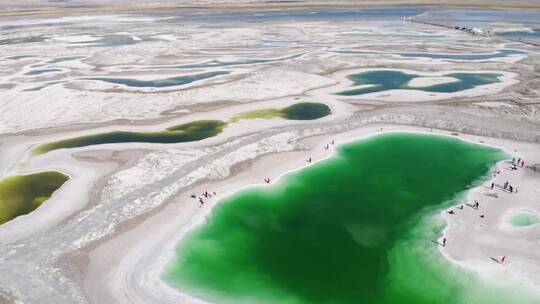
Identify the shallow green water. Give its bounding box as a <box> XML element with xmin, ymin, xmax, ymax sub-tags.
<box><xmin>230</xmin><ymin>102</ymin><xmax>331</xmax><ymax>122</ymax></box>
<box><xmin>33</xmin><ymin>120</ymin><xmax>227</xmax><ymax>156</ymax></box>
<box><xmin>0</xmin><ymin>171</ymin><xmax>69</xmax><ymax>225</ymax></box>
<box><xmin>337</xmin><ymin>70</ymin><xmax>501</xmax><ymax>96</ymax></box>
<box><xmin>510</xmin><ymin>212</ymin><xmax>540</xmax><ymax>227</ymax></box>
<box><xmin>162</xmin><ymin>133</ymin><xmax>538</xmax><ymax>304</ymax></box>
<box><xmin>34</xmin><ymin>103</ymin><xmax>330</xmax><ymax>155</ymax></box>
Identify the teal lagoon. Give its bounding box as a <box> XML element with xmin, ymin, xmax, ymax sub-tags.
<box><xmin>335</xmin><ymin>49</ymin><xmax>527</xmax><ymax>61</ymax></box>
<box><xmin>499</xmin><ymin>29</ymin><xmax>540</xmax><ymax>41</ymax></box>
<box><xmin>399</xmin><ymin>49</ymin><xmax>527</xmax><ymax>61</ymax></box>
<box><xmin>162</xmin><ymin>133</ymin><xmax>538</xmax><ymax>304</ymax></box>
<box><xmin>87</xmin><ymin>71</ymin><xmax>229</xmax><ymax>88</ymax></box>
<box><xmin>337</xmin><ymin>70</ymin><xmax>501</xmax><ymax>96</ymax></box>
<box><xmin>24</xmin><ymin>69</ymin><xmax>62</xmax><ymax>76</ymax></box>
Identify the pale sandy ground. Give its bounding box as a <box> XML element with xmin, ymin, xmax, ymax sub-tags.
<box><xmin>82</xmin><ymin>125</ymin><xmax>540</xmax><ymax>304</ymax></box>
<box><xmin>441</xmin><ymin>137</ymin><xmax>540</xmax><ymax>294</ymax></box>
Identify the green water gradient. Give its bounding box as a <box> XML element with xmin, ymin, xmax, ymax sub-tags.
<box><xmin>33</xmin><ymin>103</ymin><xmax>331</xmax><ymax>156</ymax></box>
<box><xmin>230</xmin><ymin>102</ymin><xmax>331</xmax><ymax>122</ymax></box>
<box><xmin>163</xmin><ymin>133</ymin><xmax>538</xmax><ymax>303</ymax></box>
<box><xmin>32</xmin><ymin>120</ymin><xmax>228</xmax><ymax>156</ymax></box>
<box><xmin>337</xmin><ymin>71</ymin><xmax>501</xmax><ymax>96</ymax></box>
<box><xmin>0</xmin><ymin>171</ymin><xmax>69</xmax><ymax>225</ymax></box>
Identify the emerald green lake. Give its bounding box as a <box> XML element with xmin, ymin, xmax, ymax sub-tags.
<box><xmin>337</xmin><ymin>71</ymin><xmax>501</xmax><ymax>96</ymax></box>
<box><xmin>0</xmin><ymin>171</ymin><xmax>69</xmax><ymax>225</ymax></box>
<box><xmin>33</xmin><ymin>103</ymin><xmax>331</xmax><ymax>155</ymax></box>
<box><xmin>163</xmin><ymin>133</ymin><xmax>538</xmax><ymax>304</ymax></box>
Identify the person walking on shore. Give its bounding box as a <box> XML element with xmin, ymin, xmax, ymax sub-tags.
<box><xmin>491</xmin><ymin>182</ymin><xmax>494</xmax><ymax>190</ymax></box>
<box><xmin>442</xmin><ymin>237</ymin><xmax>447</xmax><ymax>247</ymax></box>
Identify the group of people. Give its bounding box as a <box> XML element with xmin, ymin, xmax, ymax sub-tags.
<box><xmin>264</xmin><ymin>140</ymin><xmax>336</xmax><ymax>185</ymax></box>
<box><xmin>446</xmin><ymin>200</ymin><xmax>482</xmax><ymax>216</ymax></box>
<box><xmin>489</xmin><ymin>158</ymin><xmax>525</xmax><ymax>194</ymax></box>
<box><xmin>323</xmin><ymin>140</ymin><xmax>336</xmax><ymax>151</ymax></box>
<box><xmin>512</xmin><ymin>158</ymin><xmax>525</xmax><ymax>169</ymax></box>
<box><xmin>503</xmin><ymin>181</ymin><xmax>516</xmax><ymax>193</ymax></box>
<box><xmin>190</xmin><ymin>190</ymin><xmax>217</xmax><ymax>206</ymax></box>
<box><xmin>441</xmin><ymin>156</ymin><xmax>527</xmax><ymax>265</ymax></box>
<box><xmin>452</xmin><ymin>25</ymin><xmax>490</xmax><ymax>36</ymax></box>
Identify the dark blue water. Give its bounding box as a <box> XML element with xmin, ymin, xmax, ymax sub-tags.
<box><xmin>335</xmin><ymin>49</ymin><xmax>527</xmax><ymax>61</ymax></box>
<box><xmin>0</xmin><ymin>35</ymin><xmax>47</xmax><ymax>45</ymax></box>
<box><xmin>399</xmin><ymin>49</ymin><xmax>528</xmax><ymax>60</ymax></box>
<box><xmin>24</xmin><ymin>68</ymin><xmax>63</xmax><ymax>76</ymax></box>
<box><xmin>156</xmin><ymin>7</ymin><xmax>430</xmax><ymax>24</ymax></box>
<box><xmin>6</xmin><ymin>55</ymin><xmax>36</xmax><ymax>60</ymax></box>
<box><xmin>97</xmin><ymin>34</ymin><xmax>138</xmax><ymax>47</ymax></box>
<box><xmin>499</xmin><ymin>29</ymin><xmax>540</xmax><ymax>41</ymax></box>
<box><xmin>47</xmin><ymin>56</ymin><xmax>84</xmax><ymax>63</ymax></box>
<box><xmin>419</xmin><ymin>9</ymin><xmax>540</xmax><ymax>25</ymax></box>
<box><xmin>338</xmin><ymin>71</ymin><xmax>501</xmax><ymax>96</ymax></box>
<box><xmin>66</xmin><ymin>34</ymin><xmax>139</xmax><ymax>47</ymax></box>
<box><xmin>151</xmin><ymin>52</ymin><xmax>305</xmax><ymax>70</ymax></box>
<box><xmin>87</xmin><ymin>71</ymin><xmax>229</xmax><ymax>88</ymax></box>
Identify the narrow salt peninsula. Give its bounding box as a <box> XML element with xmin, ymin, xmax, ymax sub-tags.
<box><xmin>0</xmin><ymin>2</ymin><xmax>540</xmax><ymax>304</ymax></box>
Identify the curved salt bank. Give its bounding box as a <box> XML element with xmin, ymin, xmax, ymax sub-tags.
<box><xmin>407</xmin><ymin>76</ymin><xmax>459</xmax><ymax>87</ymax></box>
